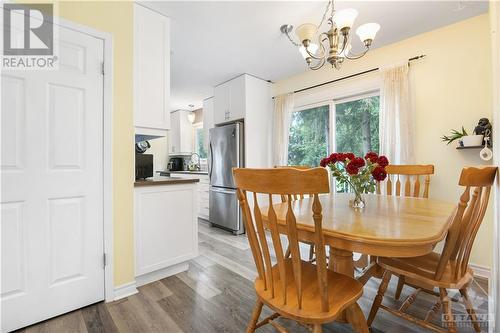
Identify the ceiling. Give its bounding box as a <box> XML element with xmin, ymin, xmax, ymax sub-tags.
<box><xmin>143</xmin><ymin>1</ymin><xmax>488</xmax><ymax>110</ymax></box>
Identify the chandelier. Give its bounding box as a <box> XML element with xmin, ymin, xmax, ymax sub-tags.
<box><xmin>280</xmin><ymin>0</ymin><xmax>380</xmax><ymax>70</ymax></box>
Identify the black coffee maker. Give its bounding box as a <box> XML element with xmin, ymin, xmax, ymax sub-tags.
<box><xmin>167</xmin><ymin>157</ymin><xmax>184</xmax><ymax>171</ymax></box>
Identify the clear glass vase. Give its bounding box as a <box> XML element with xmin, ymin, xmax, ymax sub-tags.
<box><xmin>350</xmin><ymin>190</ymin><xmax>365</xmax><ymax>209</ymax></box>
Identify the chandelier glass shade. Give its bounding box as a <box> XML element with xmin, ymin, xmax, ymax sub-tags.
<box><xmin>281</xmin><ymin>0</ymin><xmax>380</xmax><ymax>70</ymax></box>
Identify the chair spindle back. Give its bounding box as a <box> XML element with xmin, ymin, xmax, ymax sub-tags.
<box><xmin>233</xmin><ymin>168</ymin><xmax>330</xmax><ymax>311</ymax></box>
<box><xmin>377</xmin><ymin>165</ymin><xmax>434</xmax><ymax>198</ymax></box>
<box><xmin>435</xmin><ymin>166</ymin><xmax>497</xmax><ymax>281</ymax></box>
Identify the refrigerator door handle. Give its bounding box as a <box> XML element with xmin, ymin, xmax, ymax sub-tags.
<box><xmin>235</xmin><ymin>124</ymin><xmax>240</xmax><ymax>168</ymax></box>
<box><xmin>208</xmin><ymin>142</ymin><xmax>213</xmax><ymax>180</ymax></box>
<box><xmin>210</xmin><ymin>188</ymin><xmax>236</xmax><ymax>195</ymax></box>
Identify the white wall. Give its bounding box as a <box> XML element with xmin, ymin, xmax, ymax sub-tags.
<box><xmin>274</xmin><ymin>14</ymin><xmax>493</xmax><ymax>269</ymax></box>
<box><xmin>148</xmin><ymin>136</ymin><xmax>169</xmax><ymax>172</ymax></box>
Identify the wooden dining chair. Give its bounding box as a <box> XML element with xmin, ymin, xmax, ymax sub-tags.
<box><xmin>376</xmin><ymin>164</ymin><xmax>435</xmax><ymax>198</ymax></box>
<box><xmin>233</xmin><ymin>167</ymin><xmax>368</xmax><ymax>333</ymax></box>
<box><xmin>368</xmin><ymin>166</ymin><xmax>497</xmax><ymax>333</ymax></box>
<box><xmin>370</xmin><ymin>164</ymin><xmax>435</xmax><ymax>298</ymax></box>
<box><xmin>275</xmin><ymin>166</ymin><xmax>317</xmax><ymax>262</ymax></box>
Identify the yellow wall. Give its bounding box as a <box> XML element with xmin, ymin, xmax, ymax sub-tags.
<box><xmin>58</xmin><ymin>1</ymin><xmax>135</xmax><ymax>286</ymax></box>
<box><xmin>274</xmin><ymin>14</ymin><xmax>494</xmax><ymax>268</ymax></box>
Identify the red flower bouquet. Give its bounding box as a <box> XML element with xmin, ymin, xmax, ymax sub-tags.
<box><xmin>320</xmin><ymin>151</ymin><xmax>389</xmax><ymax>208</ymax></box>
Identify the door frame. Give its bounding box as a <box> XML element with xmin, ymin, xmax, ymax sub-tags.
<box><xmin>490</xmin><ymin>2</ymin><xmax>499</xmax><ymax>332</ymax></box>
<box><xmin>53</xmin><ymin>17</ymin><xmax>114</xmax><ymax>302</ymax></box>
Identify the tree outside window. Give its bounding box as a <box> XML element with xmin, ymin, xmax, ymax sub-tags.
<box><xmin>287</xmin><ymin>94</ymin><xmax>379</xmax><ymax>171</ymax></box>
<box><xmin>335</xmin><ymin>95</ymin><xmax>380</xmax><ymax>192</ymax></box>
<box><xmin>288</xmin><ymin>105</ymin><xmax>329</xmax><ymax>167</ymax></box>
<box><xmin>335</xmin><ymin>95</ymin><xmax>380</xmax><ymax>157</ymax></box>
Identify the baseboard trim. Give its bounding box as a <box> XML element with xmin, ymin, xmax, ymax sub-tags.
<box><xmin>470</xmin><ymin>263</ymin><xmax>491</xmax><ymax>280</ymax></box>
<box><xmin>136</xmin><ymin>262</ymin><xmax>189</xmax><ymax>287</ymax></box>
<box><xmin>113</xmin><ymin>281</ymin><xmax>138</xmax><ymax>301</ymax></box>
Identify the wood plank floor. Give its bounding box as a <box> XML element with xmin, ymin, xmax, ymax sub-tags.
<box><xmin>17</xmin><ymin>220</ymin><xmax>489</xmax><ymax>333</ymax></box>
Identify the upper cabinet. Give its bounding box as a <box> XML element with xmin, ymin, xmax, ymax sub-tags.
<box><xmin>169</xmin><ymin>110</ymin><xmax>193</xmax><ymax>155</ymax></box>
<box><xmin>202</xmin><ymin>97</ymin><xmax>214</xmax><ymax>151</ymax></box>
<box><xmin>214</xmin><ymin>74</ymin><xmax>273</xmax><ymax>168</ymax></box>
<box><xmin>213</xmin><ymin>75</ymin><xmax>246</xmax><ymax>124</ymax></box>
<box><xmin>134</xmin><ymin>4</ymin><xmax>171</xmax><ymax>136</ymax></box>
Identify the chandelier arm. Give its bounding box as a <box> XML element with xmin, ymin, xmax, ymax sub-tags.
<box><xmin>309</xmin><ymin>57</ymin><xmax>326</xmax><ymax>70</ymax></box>
<box><xmin>338</xmin><ymin>33</ymin><xmax>349</xmax><ymax>55</ymax></box>
<box><xmin>344</xmin><ymin>47</ymin><xmax>370</xmax><ymax>60</ymax></box>
<box><xmin>304</xmin><ymin>33</ymin><xmax>328</xmax><ymax>60</ymax></box>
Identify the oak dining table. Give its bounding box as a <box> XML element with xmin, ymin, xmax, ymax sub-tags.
<box><xmin>261</xmin><ymin>192</ymin><xmax>456</xmax><ymax>283</ymax></box>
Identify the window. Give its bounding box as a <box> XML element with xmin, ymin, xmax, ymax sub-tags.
<box><xmin>335</xmin><ymin>95</ymin><xmax>380</xmax><ymax>156</ymax></box>
<box><xmin>193</xmin><ymin>123</ymin><xmax>207</xmax><ymax>159</ymax></box>
<box><xmin>335</xmin><ymin>94</ymin><xmax>379</xmax><ymax>192</ymax></box>
<box><xmin>287</xmin><ymin>93</ymin><xmax>379</xmax><ymax>168</ymax></box>
<box><xmin>288</xmin><ymin>105</ymin><xmax>330</xmax><ymax>167</ymax></box>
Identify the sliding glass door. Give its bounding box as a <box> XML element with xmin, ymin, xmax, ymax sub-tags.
<box><xmin>287</xmin><ymin>92</ymin><xmax>380</xmax><ymax>168</ymax></box>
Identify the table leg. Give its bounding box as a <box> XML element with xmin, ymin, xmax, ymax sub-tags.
<box><xmin>328</xmin><ymin>247</ymin><xmax>354</xmax><ymax>277</ymax></box>
<box><xmin>328</xmin><ymin>247</ymin><xmax>354</xmax><ymax>323</ymax></box>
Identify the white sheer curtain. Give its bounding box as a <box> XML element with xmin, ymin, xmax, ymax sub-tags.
<box><xmin>379</xmin><ymin>64</ymin><xmax>415</xmax><ymax>164</ymax></box>
<box><xmin>272</xmin><ymin>93</ymin><xmax>294</xmax><ymax>166</ymax></box>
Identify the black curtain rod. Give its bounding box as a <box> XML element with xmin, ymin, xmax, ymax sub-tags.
<box><xmin>276</xmin><ymin>54</ymin><xmax>426</xmax><ymax>97</ymax></box>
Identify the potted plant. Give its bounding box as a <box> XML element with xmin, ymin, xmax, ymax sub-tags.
<box><xmin>320</xmin><ymin>152</ymin><xmax>389</xmax><ymax>208</ymax></box>
<box><xmin>441</xmin><ymin>126</ymin><xmax>483</xmax><ymax>147</ymax></box>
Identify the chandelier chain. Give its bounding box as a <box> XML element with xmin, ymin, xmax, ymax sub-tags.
<box><xmin>285</xmin><ymin>30</ymin><xmax>300</xmax><ymax>47</ymax></box>
<box><xmin>317</xmin><ymin>0</ymin><xmax>333</xmax><ymax>30</ymax></box>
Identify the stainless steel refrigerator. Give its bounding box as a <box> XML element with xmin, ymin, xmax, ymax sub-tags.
<box><xmin>208</xmin><ymin>122</ymin><xmax>244</xmax><ymax>234</ymax></box>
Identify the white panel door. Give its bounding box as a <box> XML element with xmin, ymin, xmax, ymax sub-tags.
<box><xmin>1</xmin><ymin>24</ymin><xmax>105</xmax><ymax>332</ymax></box>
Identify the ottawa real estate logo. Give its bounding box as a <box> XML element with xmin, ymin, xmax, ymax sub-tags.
<box><xmin>2</xmin><ymin>3</ymin><xmax>58</xmax><ymax>70</ymax></box>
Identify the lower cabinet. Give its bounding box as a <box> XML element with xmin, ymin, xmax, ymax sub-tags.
<box><xmin>134</xmin><ymin>183</ymin><xmax>198</xmax><ymax>285</ymax></box>
<box><xmin>170</xmin><ymin>173</ymin><xmax>209</xmax><ymax>220</ymax></box>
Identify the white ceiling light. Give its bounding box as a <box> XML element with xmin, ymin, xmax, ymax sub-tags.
<box><xmin>281</xmin><ymin>0</ymin><xmax>380</xmax><ymax>70</ymax></box>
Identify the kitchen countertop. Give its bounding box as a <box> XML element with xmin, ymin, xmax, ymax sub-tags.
<box><xmin>134</xmin><ymin>176</ymin><xmax>200</xmax><ymax>187</ymax></box>
<box><xmin>158</xmin><ymin>170</ymin><xmax>209</xmax><ymax>176</ymax></box>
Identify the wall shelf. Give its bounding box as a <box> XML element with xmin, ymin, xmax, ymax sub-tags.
<box><xmin>456</xmin><ymin>145</ymin><xmax>492</xmax><ymax>150</ymax></box>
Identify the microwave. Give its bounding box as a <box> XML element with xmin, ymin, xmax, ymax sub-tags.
<box><xmin>135</xmin><ymin>153</ymin><xmax>153</xmax><ymax>180</ymax></box>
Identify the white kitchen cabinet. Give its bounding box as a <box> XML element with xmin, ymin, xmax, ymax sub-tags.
<box><xmin>169</xmin><ymin>110</ymin><xmax>193</xmax><ymax>155</ymax></box>
<box><xmin>134</xmin><ymin>4</ymin><xmax>171</xmax><ymax>136</ymax></box>
<box><xmin>213</xmin><ymin>75</ymin><xmax>246</xmax><ymax>124</ymax></box>
<box><xmin>213</xmin><ymin>74</ymin><xmax>273</xmax><ymax>168</ymax></box>
<box><xmin>202</xmin><ymin>97</ymin><xmax>214</xmax><ymax>151</ymax></box>
<box><xmin>134</xmin><ymin>182</ymin><xmax>198</xmax><ymax>284</ymax></box>
<box><xmin>170</xmin><ymin>173</ymin><xmax>209</xmax><ymax>220</ymax></box>
<box><xmin>213</xmin><ymin>82</ymin><xmax>229</xmax><ymax>124</ymax></box>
